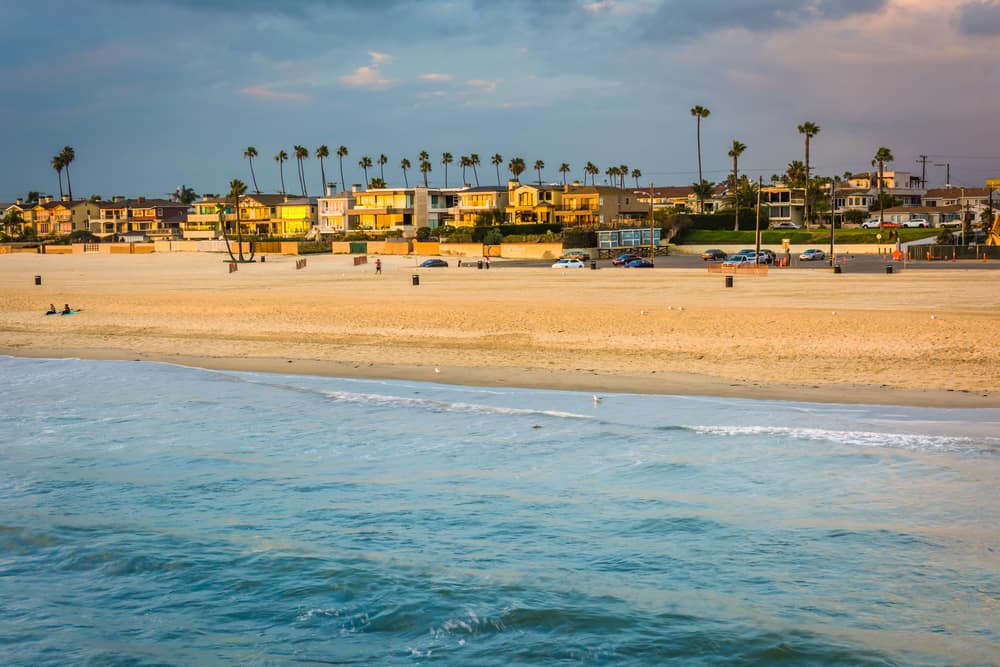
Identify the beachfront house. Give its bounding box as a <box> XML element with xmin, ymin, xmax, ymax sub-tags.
<box><xmin>449</xmin><ymin>186</ymin><xmax>508</xmax><ymax>227</ymax></box>
<box><xmin>555</xmin><ymin>185</ymin><xmax>648</xmax><ymax>228</ymax></box>
<box><xmin>90</xmin><ymin>197</ymin><xmax>188</xmax><ymax>240</ymax></box>
<box><xmin>345</xmin><ymin>186</ymin><xmax>457</xmax><ymax>235</ymax></box>
<box><xmin>181</xmin><ymin>194</ymin><xmax>316</xmax><ymax>239</ymax></box>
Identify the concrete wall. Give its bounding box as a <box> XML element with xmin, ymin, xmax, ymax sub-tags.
<box><xmin>499</xmin><ymin>242</ymin><xmax>563</xmax><ymax>259</ymax></box>
<box><xmin>154</xmin><ymin>240</ymin><xmax>201</xmax><ymax>252</ymax></box>
<box><xmin>255</xmin><ymin>241</ymin><xmax>299</xmax><ymax>255</ymax></box>
<box><xmin>440</xmin><ymin>243</ymin><xmax>484</xmax><ymax>258</ymax></box>
<box><xmin>673</xmin><ymin>243</ymin><xmax>900</xmax><ymax>256</ymax></box>
<box><xmin>412</xmin><ymin>241</ymin><xmax>440</xmax><ymax>255</ymax></box>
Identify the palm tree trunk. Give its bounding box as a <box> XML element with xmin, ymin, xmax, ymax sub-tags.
<box><xmin>804</xmin><ymin>138</ymin><xmax>810</xmax><ymax>227</ymax></box>
<box><xmin>279</xmin><ymin>163</ymin><xmax>286</xmax><ymax>195</ymax></box>
<box><xmin>338</xmin><ymin>160</ymin><xmax>346</xmax><ymax>195</ymax></box>
<box><xmin>733</xmin><ymin>157</ymin><xmax>739</xmax><ymax>232</ymax></box>
<box><xmin>403</xmin><ymin>168</ymin><xmax>409</xmax><ymax>188</ymax></box>
<box><xmin>65</xmin><ymin>164</ymin><xmax>73</xmax><ymax>200</ymax></box>
<box><xmin>696</xmin><ymin>119</ymin><xmax>703</xmax><ymax>212</ymax></box>
<box><xmin>496</xmin><ymin>165</ymin><xmax>501</xmax><ymax>187</ymax></box>
<box><xmin>472</xmin><ymin>164</ymin><xmax>479</xmax><ymax>186</ymax></box>
<box><xmin>319</xmin><ymin>159</ymin><xmax>326</xmax><ymax>194</ymax></box>
<box><xmin>249</xmin><ymin>159</ymin><xmax>260</xmax><ymax>194</ymax></box>
<box><xmin>56</xmin><ymin>171</ymin><xmax>64</xmax><ymax>199</ymax></box>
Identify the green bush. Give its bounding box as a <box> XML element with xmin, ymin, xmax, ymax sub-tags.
<box><xmin>483</xmin><ymin>229</ymin><xmax>504</xmax><ymax>245</ymax></box>
<box><xmin>415</xmin><ymin>227</ymin><xmax>431</xmax><ymax>241</ymax></box>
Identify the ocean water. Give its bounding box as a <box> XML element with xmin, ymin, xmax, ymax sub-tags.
<box><xmin>1</xmin><ymin>356</ymin><xmax>998</xmax><ymax>666</ymax></box>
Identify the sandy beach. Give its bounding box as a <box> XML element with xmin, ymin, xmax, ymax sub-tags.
<box><xmin>2</xmin><ymin>251</ymin><xmax>998</xmax><ymax>407</ymax></box>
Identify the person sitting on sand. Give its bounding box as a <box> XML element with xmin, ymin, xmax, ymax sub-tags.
<box><xmin>61</xmin><ymin>303</ymin><xmax>72</xmax><ymax>315</ymax></box>
<box><xmin>46</xmin><ymin>303</ymin><xmax>57</xmax><ymax>315</ymax></box>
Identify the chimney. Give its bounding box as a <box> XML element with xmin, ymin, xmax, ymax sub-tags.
<box><xmin>201</xmin><ymin>194</ymin><xmax>209</xmax><ymax>202</ymax></box>
<box><xmin>112</xmin><ymin>195</ymin><xmax>124</xmax><ymax>203</ymax></box>
<box><xmin>283</xmin><ymin>195</ymin><xmax>289</xmax><ymax>203</ymax></box>
<box><xmin>325</xmin><ymin>182</ymin><xmax>333</xmax><ymax>196</ymax></box>
<box><xmin>572</xmin><ymin>180</ymin><xmax>580</xmax><ymax>187</ymax></box>
<box><xmin>563</xmin><ymin>184</ymin><xmax>569</xmax><ymax>193</ymax></box>
<box><xmin>61</xmin><ymin>194</ymin><xmax>69</xmax><ymax>202</ymax></box>
<box><xmin>351</xmin><ymin>184</ymin><xmax>358</xmax><ymax>194</ymax></box>
<box><xmin>16</xmin><ymin>198</ymin><xmax>22</xmax><ymax>205</ymax></box>
<box><xmin>40</xmin><ymin>195</ymin><xmax>53</xmax><ymax>204</ymax></box>
<box><xmin>137</xmin><ymin>196</ymin><xmax>145</xmax><ymax>204</ymax></box>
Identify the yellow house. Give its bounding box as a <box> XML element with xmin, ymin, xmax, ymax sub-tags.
<box><xmin>554</xmin><ymin>186</ymin><xmax>648</xmax><ymax>227</ymax></box>
<box><xmin>21</xmin><ymin>196</ymin><xmax>96</xmax><ymax>236</ymax></box>
<box><xmin>505</xmin><ymin>181</ymin><xmax>564</xmax><ymax>224</ymax></box>
<box><xmin>345</xmin><ymin>186</ymin><xmax>455</xmax><ymax>233</ymax></box>
<box><xmin>182</xmin><ymin>194</ymin><xmax>315</xmax><ymax>239</ymax></box>
<box><xmin>451</xmin><ymin>187</ymin><xmax>508</xmax><ymax>227</ymax></box>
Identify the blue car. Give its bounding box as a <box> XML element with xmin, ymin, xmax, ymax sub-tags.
<box><xmin>624</xmin><ymin>259</ymin><xmax>654</xmax><ymax>268</ymax></box>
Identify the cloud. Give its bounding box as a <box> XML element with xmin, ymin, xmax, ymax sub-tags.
<box><xmin>465</xmin><ymin>79</ymin><xmax>498</xmax><ymax>94</ymax></box>
<box><xmin>339</xmin><ymin>65</ymin><xmax>393</xmax><ymax>89</ymax></box>
<box><xmin>419</xmin><ymin>72</ymin><xmax>453</xmax><ymax>82</ymax></box>
<box><xmin>240</xmin><ymin>85</ymin><xmax>310</xmax><ymax>102</ymax></box>
<box><xmin>957</xmin><ymin>0</ymin><xmax>1000</xmax><ymax>35</ymax></box>
<box><xmin>368</xmin><ymin>50</ymin><xmax>393</xmax><ymax>64</ymax></box>
<box><xmin>642</xmin><ymin>0</ymin><xmax>888</xmax><ymax>40</ymax></box>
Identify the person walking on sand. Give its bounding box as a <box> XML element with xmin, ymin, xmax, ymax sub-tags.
<box><xmin>484</xmin><ymin>256</ymin><xmax>490</xmax><ymax>270</ymax></box>
<box><xmin>375</xmin><ymin>258</ymin><xmax>382</xmax><ymax>275</ymax></box>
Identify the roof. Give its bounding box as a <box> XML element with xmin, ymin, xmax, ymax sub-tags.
<box><xmin>98</xmin><ymin>198</ymin><xmax>186</xmax><ymax>209</ymax></box>
<box><xmin>881</xmin><ymin>205</ymin><xmax>961</xmax><ymax>214</ymax></box>
<box><xmin>631</xmin><ymin>186</ymin><xmax>693</xmax><ymax>198</ymax></box>
<box><xmin>460</xmin><ymin>186</ymin><xmax>506</xmax><ymax>193</ymax></box>
<box><xmin>923</xmin><ymin>187</ymin><xmax>989</xmax><ymax>198</ymax></box>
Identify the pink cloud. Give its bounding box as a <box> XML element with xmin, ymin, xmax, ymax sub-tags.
<box><xmin>240</xmin><ymin>85</ymin><xmax>310</xmax><ymax>103</ymax></box>
<box><xmin>420</xmin><ymin>73</ymin><xmax>453</xmax><ymax>82</ymax></box>
<box><xmin>339</xmin><ymin>65</ymin><xmax>394</xmax><ymax>90</ymax></box>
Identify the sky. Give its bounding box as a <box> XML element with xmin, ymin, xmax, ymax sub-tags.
<box><xmin>2</xmin><ymin>0</ymin><xmax>999</xmax><ymax>201</ymax></box>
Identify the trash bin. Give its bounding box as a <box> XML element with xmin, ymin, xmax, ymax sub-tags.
<box><xmin>477</xmin><ymin>260</ymin><xmax>483</xmax><ymax>269</ymax></box>
<box><xmin>412</xmin><ymin>274</ymin><xmax>420</xmax><ymax>286</ymax></box>
<box><xmin>886</xmin><ymin>265</ymin><xmax>893</xmax><ymax>274</ymax></box>
<box><xmin>725</xmin><ymin>275</ymin><xmax>733</xmax><ymax>288</ymax></box>
<box><xmin>34</xmin><ymin>275</ymin><xmax>42</xmax><ymax>285</ymax></box>
<box><xmin>261</xmin><ymin>255</ymin><xmax>265</xmax><ymax>263</ymax></box>
<box><xmin>590</xmin><ymin>261</ymin><xmax>597</xmax><ymax>270</ymax></box>
<box><xmin>834</xmin><ymin>265</ymin><xmax>842</xmax><ymax>274</ymax></box>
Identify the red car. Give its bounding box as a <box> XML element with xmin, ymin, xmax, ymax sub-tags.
<box><xmin>612</xmin><ymin>253</ymin><xmax>642</xmax><ymax>266</ymax></box>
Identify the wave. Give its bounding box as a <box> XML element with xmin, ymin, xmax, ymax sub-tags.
<box><xmin>685</xmin><ymin>424</ymin><xmax>998</xmax><ymax>454</ymax></box>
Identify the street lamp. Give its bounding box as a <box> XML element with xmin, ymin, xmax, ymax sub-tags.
<box><xmin>635</xmin><ymin>184</ymin><xmax>656</xmax><ymax>265</ymax></box>
<box><xmin>934</xmin><ymin>163</ymin><xmax>951</xmax><ymax>188</ymax></box>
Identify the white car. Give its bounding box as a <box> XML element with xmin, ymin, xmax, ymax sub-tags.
<box><xmin>861</xmin><ymin>219</ymin><xmax>882</xmax><ymax>229</ymax></box>
<box><xmin>721</xmin><ymin>254</ymin><xmax>753</xmax><ymax>267</ymax></box>
<box><xmin>799</xmin><ymin>248</ymin><xmax>826</xmax><ymax>261</ymax></box>
<box><xmin>901</xmin><ymin>219</ymin><xmax>929</xmax><ymax>228</ymax></box>
<box><xmin>552</xmin><ymin>258</ymin><xmax>585</xmax><ymax>269</ymax></box>
<box><xmin>772</xmin><ymin>221</ymin><xmax>801</xmax><ymax>229</ymax></box>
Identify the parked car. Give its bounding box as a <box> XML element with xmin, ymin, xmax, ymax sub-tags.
<box><xmin>901</xmin><ymin>219</ymin><xmax>929</xmax><ymax>228</ymax></box>
<box><xmin>772</xmin><ymin>221</ymin><xmax>801</xmax><ymax>229</ymax></box>
<box><xmin>561</xmin><ymin>250</ymin><xmax>591</xmax><ymax>261</ymax></box>
<box><xmin>756</xmin><ymin>249</ymin><xmax>776</xmax><ymax>264</ymax></box>
<box><xmin>419</xmin><ymin>258</ymin><xmax>449</xmax><ymax>268</ymax></box>
<box><xmin>701</xmin><ymin>248</ymin><xmax>727</xmax><ymax>261</ymax></box>
<box><xmin>623</xmin><ymin>259</ymin><xmax>654</xmax><ymax>268</ymax></box>
<box><xmin>722</xmin><ymin>254</ymin><xmax>753</xmax><ymax>267</ymax></box>
<box><xmin>734</xmin><ymin>248</ymin><xmax>756</xmax><ymax>257</ymax></box>
<box><xmin>552</xmin><ymin>258</ymin><xmax>586</xmax><ymax>269</ymax></box>
<box><xmin>861</xmin><ymin>219</ymin><xmax>881</xmax><ymax>229</ymax></box>
<box><xmin>799</xmin><ymin>248</ymin><xmax>826</xmax><ymax>261</ymax></box>
<box><xmin>612</xmin><ymin>253</ymin><xmax>642</xmax><ymax>266</ymax></box>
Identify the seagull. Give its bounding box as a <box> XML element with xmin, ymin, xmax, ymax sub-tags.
<box><xmin>930</xmin><ymin>315</ymin><xmax>937</xmax><ymax>320</ymax></box>
<box><xmin>434</xmin><ymin>367</ymin><xmax>441</xmax><ymax>373</ymax></box>
<box><xmin>640</xmin><ymin>309</ymin><xmax>648</xmax><ymax>315</ymax></box>
<box><xmin>593</xmin><ymin>395</ymin><xmax>603</xmax><ymax>405</ymax></box>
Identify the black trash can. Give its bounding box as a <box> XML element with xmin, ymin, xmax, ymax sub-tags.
<box><xmin>477</xmin><ymin>260</ymin><xmax>483</xmax><ymax>270</ymax></box>
<box><xmin>261</xmin><ymin>255</ymin><xmax>265</xmax><ymax>263</ymax></box>
<box><xmin>590</xmin><ymin>261</ymin><xmax>597</xmax><ymax>270</ymax></box>
<box><xmin>725</xmin><ymin>275</ymin><xmax>733</xmax><ymax>288</ymax></box>
<box><xmin>412</xmin><ymin>274</ymin><xmax>420</xmax><ymax>286</ymax></box>
<box><xmin>886</xmin><ymin>265</ymin><xmax>893</xmax><ymax>274</ymax></box>
<box><xmin>834</xmin><ymin>265</ymin><xmax>842</xmax><ymax>274</ymax></box>
<box><xmin>34</xmin><ymin>275</ymin><xmax>42</xmax><ymax>285</ymax></box>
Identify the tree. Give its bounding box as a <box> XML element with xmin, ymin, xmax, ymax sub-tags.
<box><xmin>872</xmin><ymin>146</ymin><xmax>894</xmax><ymax>228</ymax></box>
<box><xmin>369</xmin><ymin>177</ymin><xmax>386</xmax><ymax>189</ymax></box>
<box><xmin>690</xmin><ymin>105</ymin><xmax>710</xmax><ymax>211</ymax></box>
<box><xmin>274</xmin><ymin>150</ymin><xmax>288</xmax><ymax>195</ymax></box>
<box><xmin>441</xmin><ymin>152</ymin><xmax>453</xmax><ymax>187</ymax></box>
<box><xmin>619</xmin><ymin>164</ymin><xmax>628</xmax><ymax>189</ymax></box>
<box><xmin>359</xmin><ymin>156</ymin><xmax>373</xmax><ymax>187</ymax></box>
<box><xmin>243</xmin><ymin>146</ymin><xmax>260</xmax><ymax>193</ymax></box>
<box><xmin>785</xmin><ymin>160</ymin><xmax>806</xmax><ymax>186</ymax></box>
<box><xmin>798</xmin><ymin>121</ymin><xmax>820</xmax><ymax>227</ymax></box>
<box><xmin>508</xmin><ymin>157</ymin><xmax>526</xmax><ymax>182</ymax></box>
<box><xmin>533</xmin><ymin>159</ymin><xmax>545</xmax><ymax>185</ymax></box>
<box><xmin>1</xmin><ymin>209</ymin><xmax>22</xmax><ymax>238</ymax></box>
<box><xmin>419</xmin><ymin>159</ymin><xmax>432</xmax><ymax>187</ymax></box>
<box><xmin>59</xmin><ymin>146</ymin><xmax>75</xmax><ymax>200</ymax></box>
<box><xmin>400</xmin><ymin>158</ymin><xmax>411</xmax><ymax>187</ymax></box>
<box><xmin>316</xmin><ymin>145</ymin><xmax>330</xmax><ymax>194</ymax></box>
<box><xmin>585</xmin><ymin>162</ymin><xmax>598</xmax><ymax>186</ymax></box>
<box><xmin>559</xmin><ymin>163</ymin><xmax>571</xmax><ymax>185</ymax></box>
<box><xmin>491</xmin><ymin>153</ymin><xmax>503</xmax><ymax>186</ymax></box>
<box><xmin>691</xmin><ymin>180</ymin><xmax>715</xmax><ymax>210</ymax></box>
<box><xmin>293</xmin><ymin>145</ymin><xmax>309</xmax><ymax>196</ymax></box>
<box><xmin>728</xmin><ymin>140</ymin><xmax>747</xmax><ymax>230</ymax></box>
<box><xmin>459</xmin><ymin>155</ymin><xmax>470</xmax><ymax>186</ymax></box>
<box><xmin>631</xmin><ymin>168</ymin><xmax>642</xmax><ymax>189</ymax></box>
<box><xmin>224</xmin><ymin>178</ymin><xmax>249</xmax><ymax>262</ymax></box>
<box><xmin>174</xmin><ymin>184</ymin><xmax>198</xmax><ymax>204</ymax></box>
<box><xmin>51</xmin><ymin>154</ymin><xmax>65</xmax><ymax>199</ymax></box>
<box><xmin>336</xmin><ymin>146</ymin><xmax>349</xmax><ymax>194</ymax></box>
<box><xmin>377</xmin><ymin>153</ymin><xmax>388</xmax><ymax>182</ymax></box>
<box><xmin>469</xmin><ymin>153</ymin><xmax>481</xmax><ymax>186</ymax></box>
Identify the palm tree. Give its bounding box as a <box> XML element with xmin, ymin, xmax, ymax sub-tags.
<box><xmin>400</xmin><ymin>158</ymin><xmax>411</xmax><ymax>187</ymax></box>
<box><xmin>785</xmin><ymin>160</ymin><xmax>806</xmax><ymax>186</ymax></box>
<box><xmin>59</xmin><ymin>146</ymin><xmax>75</xmax><ymax>200</ymax></box>
<box><xmin>459</xmin><ymin>155</ymin><xmax>470</xmax><ymax>186</ymax></box>
<box><xmin>293</xmin><ymin>145</ymin><xmax>309</xmax><ymax>196</ymax></box>
<box><xmin>243</xmin><ymin>146</ymin><xmax>260</xmax><ymax>193</ymax></box>
<box><xmin>359</xmin><ymin>156</ymin><xmax>373</xmax><ymax>187</ymax></box>
<box><xmin>692</xmin><ymin>180</ymin><xmax>715</xmax><ymax>211</ymax></box>
<box><xmin>690</xmin><ymin>105</ymin><xmax>710</xmax><ymax>211</ymax></box>
<box><xmin>873</xmin><ymin>146</ymin><xmax>894</xmax><ymax>228</ymax></box>
<box><xmin>533</xmin><ymin>159</ymin><xmax>545</xmax><ymax>185</ymax></box>
<box><xmin>605</xmin><ymin>166</ymin><xmax>616</xmax><ymax>186</ymax></box>
<box><xmin>798</xmin><ymin>121</ymin><xmax>820</xmax><ymax>226</ymax></box>
<box><xmin>631</xmin><ymin>168</ymin><xmax>642</xmax><ymax>189</ymax></box>
<box><xmin>491</xmin><ymin>153</ymin><xmax>503</xmax><ymax>186</ymax></box>
<box><xmin>585</xmin><ymin>162</ymin><xmax>598</xmax><ymax>186</ymax></box>
<box><xmin>508</xmin><ymin>157</ymin><xmax>526</xmax><ymax>182</ymax></box>
<box><xmin>728</xmin><ymin>140</ymin><xmax>747</xmax><ymax>230</ymax></box>
<box><xmin>174</xmin><ymin>184</ymin><xmax>197</xmax><ymax>205</ymax></box>
<box><xmin>375</xmin><ymin>153</ymin><xmax>389</xmax><ymax>181</ymax></box>
<box><xmin>274</xmin><ymin>150</ymin><xmax>289</xmax><ymax>195</ymax></box>
<box><xmin>441</xmin><ymin>152</ymin><xmax>453</xmax><ymax>187</ymax></box>
<box><xmin>315</xmin><ymin>145</ymin><xmax>330</xmax><ymax>194</ymax></box>
<box><xmin>336</xmin><ymin>146</ymin><xmax>349</xmax><ymax>193</ymax></box>
<box><xmin>470</xmin><ymin>153</ymin><xmax>481</xmax><ymax>186</ymax></box>
<box><xmin>223</xmin><ymin>178</ymin><xmax>249</xmax><ymax>262</ymax></box>
<box><xmin>51</xmin><ymin>154</ymin><xmax>65</xmax><ymax>199</ymax></box>
<box><xmin>369</xmin><ymin>177</ymin><xmax>386</xmax><ymax>189</ymax></box>
<box><xmin>559</xmin><ymin>163</ymin><xmax>571</xmax><ymax>185</ymax></box>
<box><xmin>420</xmin><ymin>159</ymin><xmax>432</xmax><ymax>187</ymax></box>
<box><xmin>619</xmin><ymin>164</ymin><xmax>629</xmax><ymax>189</ymax></box>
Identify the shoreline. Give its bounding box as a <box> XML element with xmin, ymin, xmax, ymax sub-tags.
<box><xmin>5</xmin><ymin>348</ymin><xmax>997</xmax><ymax>408</ymax></box>
<box><xmin>3</xmin><ymin>252</ymin><xmax>999</xmax><ymax>409</ymax></box>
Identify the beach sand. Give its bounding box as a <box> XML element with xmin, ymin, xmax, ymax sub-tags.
<box><xmin>2</xmin><ymin>252</ymin><xmax>998</xmax><ymax>407</ymax></box>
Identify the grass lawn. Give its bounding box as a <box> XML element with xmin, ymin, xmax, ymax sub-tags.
<box><xmin>676</xmin><ymin>228</ymin><xmax>938</xmax><ymax>245</ymax></box>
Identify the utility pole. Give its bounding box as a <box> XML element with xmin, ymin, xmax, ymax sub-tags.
<box><xmin>917</xmin><ymin>155</ymin><xmax>928</xmax><ymax>188</ymax></box>
<box><xmin>935</xmin><ymin>162</ymin><xmax>951</xmax><ymax>188</ymax></box>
